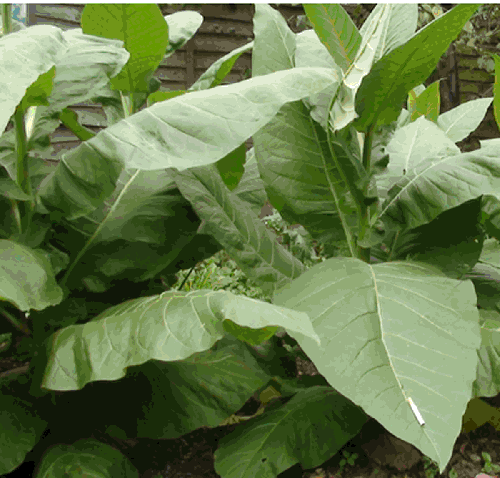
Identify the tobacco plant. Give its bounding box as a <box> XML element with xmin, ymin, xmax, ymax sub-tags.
<box><xmin>2</xmin><ymin>3</ymin><xmax>500</xmax><ymax>478</ymax></box>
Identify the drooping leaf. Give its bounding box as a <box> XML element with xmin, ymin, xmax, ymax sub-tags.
<box><xmin>43</xmin><ymin>336</ymin><xmax>272</xmax><ymax>439</ymax></box>
<box><xmin>37</xmin><ymin>66</ymin><xmax>337</xmax><ymax>220</ymax></box>
<box><xmin>172</xmin><ymin>163</ymin><xmax>308</xmax><ymax>297</ymax></box>
<box><xmin>41</xmin><ymin>288</ymin><xmax>319</xmax><ymax>391</ymax></box>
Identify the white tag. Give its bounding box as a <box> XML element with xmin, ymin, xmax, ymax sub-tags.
<box><xmin>408</xmin><ymin>397</ymin><xmax>425</xmax><ymax>426</ymax></box>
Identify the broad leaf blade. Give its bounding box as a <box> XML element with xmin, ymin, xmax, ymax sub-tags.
<box><xmin>81</xmin><ymin>4</ymin><xmax>169</xmax><ymax>93</ymax></box>
<box><xmin>37</xmin><ymin>66</ymin><xmax>337</xmax><ymax>219</ymax></box>
<box><xmin>41</xmin><ymin>289</ymin><xmax>319</xmax><ymax>391</ymax></box>
<box><xmin>273</xmin><ymin>257</ymin><xmax>481</xmax><ymax>472</ymax></box>
<box><xmin>380</xmin><ymin>145</ymin><xmax>500</xmax><ymax>232</ymax></box>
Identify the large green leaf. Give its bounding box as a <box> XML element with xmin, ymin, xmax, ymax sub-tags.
<box><xmin>172</xmin><ymin>163</ymin><xmax>308</xmax><ymax>297</ymax></box>
<box><xmin>379</xmin><ymin>145</ymin><xmax>500</xmax><ymax>233</ymax></box>
<box><xmin>354</xmin><ymin>4</ymin><xmax>480</xmax><ymax>132</ymax></box>
<box><xmin>0</xmin><ymin>240</ymin><xmax>63</xmax><ymax>312</ymax></box>
<box><xmin>41</xmin><ymin>288</ymin><xmax>319</xmax><ymax>391</ymax></box>
<box><xmin>81</xmin><ymin>4</ymin><xmax>169</xmax><ymax>93</ymax></box>
<box><xmin>214</xmin><ymin>387</ymin><xmax>369</xmax><ymax>478</ymax></box>
<box><xmin>273</xmin><ymin>257</ymin><xmax>481</xmax><ymax>472</ymax></box>
<box><xmin>37</xmin><ymin>66</ymin><xmax>337</xmax><ymax>219</ymax></box>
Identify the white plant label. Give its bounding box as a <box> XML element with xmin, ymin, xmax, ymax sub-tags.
<box><xmin>408</xmin><ymin>397</ymin><xmax>425</xmax><ymax>426</ymax></box>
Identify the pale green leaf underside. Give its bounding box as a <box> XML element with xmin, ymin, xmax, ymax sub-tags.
<box><xmin>59</xmin><ymin>67</ymin><xmax>337</xmax><ymax>172</ymax></box>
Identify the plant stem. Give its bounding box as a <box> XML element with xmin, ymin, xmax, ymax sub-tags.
<box><xmin>177</xmin><ymin>265</ymin><xmax>197</xmax><ymax>291</ymax></box>
<box><xmin>356</xmin><ymin>124</ymin><xmax>375</xmax><ymax>263</ymax></box>
<box><xmin>1</xmin><ymin>4</ymin><xmax>12</xmax><ymax>35</ymax></box>
<box><xmin>1</xmin><ymin>307</ymin><xmax>31</xmax><ymax>336</ymax></box>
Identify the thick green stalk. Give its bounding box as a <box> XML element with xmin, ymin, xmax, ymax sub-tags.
<box><xmin>5</xmin><ymin>4</ymin><xmax>36</xmax><ymax>236</ymax></box>
<box><xmin>1</xmin><ymin>4</ymin><xmax>13</xmax><ymax>36</ymax></box>
<box><xmin>356</xmin><ymin>124</ymin><xmax>376</xmax><ymax>263</ymax></box>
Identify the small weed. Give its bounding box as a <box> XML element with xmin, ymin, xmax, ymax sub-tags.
<box><xmin>422</xmin><ymin>456</ymin><xmax>459</xmax><ymax>478</ymax></box>
<box><xmin>338</xmin><ymin>450</ymin><xmax>358</xmax><ymax>475</ymax></box>
<box><xmin>422</xmin><ymin>456</ymin><xmax>439</xmax><ymax>478</ymax></box>
<box><xmin>482</xmin><ymin>451</ymin><xmax>500</xmax><ymax>475</ymax></box>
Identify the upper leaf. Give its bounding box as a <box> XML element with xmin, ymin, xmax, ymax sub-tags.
<box><xmin>164</xmin><ymin>10</ymin><xmax>203</xmax><ymax>58</ymax></box>
<box><xmin>303</xmin><ymin>4</ymin><xmax>361</xmax><ymax>73</ymax></box>
<box><xmin>354</xmin><ymin>4</ymin><xmax>481</xmax><ymax>132</ymax></box>
<box><xmin>81</xmin><ymin>4</ymin><xmax>169</xmax><ymax>93</ymax></box>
